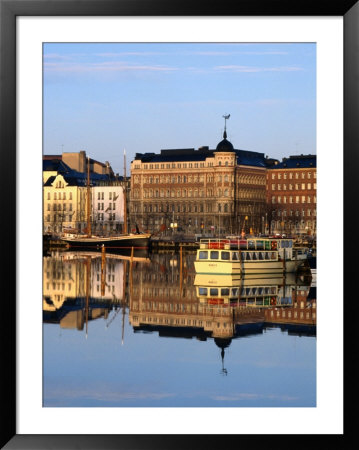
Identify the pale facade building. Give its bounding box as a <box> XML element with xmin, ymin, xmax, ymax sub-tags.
<box><xmin>130</xmin><ymin>130</ymin><xmax>272</xmax><ymax>236</ymax></box>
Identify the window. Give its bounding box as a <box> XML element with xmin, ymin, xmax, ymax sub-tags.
<box><xmin>199</xmin><ymin>251</ymin><xmax>208</xmax><ymax>260</ymax></box>
<box><xmin>47</xmin><ymin>192</ymin><xmax>50</xmax><ymax>200</ymax></box>
<box><xmin>210</xmin><ymin>251</ymin><xmax>219</xmax><ymax>259</ymax></box>
<box><xmin>221</xmin><ymin>252</ymin><xmax>230</xmax><ymax>260</ymax></box>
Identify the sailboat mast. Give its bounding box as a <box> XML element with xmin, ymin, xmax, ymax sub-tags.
<box><xmin>123</xmin><ymin>149</ymin><xmax>128</xmax><ymax>234</ymax></box>
<box><xmin>87</xmin><ymin>156</ymin><xmax>92</xmax><ymax>237</ymax></box>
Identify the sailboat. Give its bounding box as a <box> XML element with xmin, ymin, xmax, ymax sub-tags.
<box><xmin>61</xmin><ymin>154</ymin><xmax>151</xmax><ymax>252</ymax></box>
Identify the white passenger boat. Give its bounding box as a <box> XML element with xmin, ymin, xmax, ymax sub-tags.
<box><xmin>194</xmin><ymin>237</ymin><xmax>307</xmax><ymax>276</ymax></box>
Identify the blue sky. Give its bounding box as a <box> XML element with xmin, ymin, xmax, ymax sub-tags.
<box><xmin>43</xmin><ymin>42</ymin><xmax>316</xmax><ymax>175</ymax></box>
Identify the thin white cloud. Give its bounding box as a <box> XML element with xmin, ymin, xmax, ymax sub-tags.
<box><xmin>44</xmin><ymin>61</ymin><xmax>178</xmax><ymax>74</ymax></box>
<box><xmin>214</xmin><ymin>65</ymin><xmax>303</xmax><ymax>73</ymax></box>
<box><xmin>94</xmin><ymin>51</ymin><xmax>289</xmax><ymax>57</ymax></box>
<box><xmin>213</xmin><ymin>393</ymin><xmax>299</xmax><ymax>402</ymax></box>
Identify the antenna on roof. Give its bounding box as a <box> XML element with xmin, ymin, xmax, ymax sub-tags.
<box><xmin>123</xmin><ymin>148</ymin><xmax>126</xmax><ymax>180</ymax></box>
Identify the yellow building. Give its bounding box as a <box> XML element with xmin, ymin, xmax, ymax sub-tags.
<box><xmin>43</xmin><ymin>172</ymin><xmax>88</xmax><ymax>234</ymax></box>
<box><xmin>43</xmin><ymin>152</ymin><xmax>123</xmax><ymax>235</ymax></box>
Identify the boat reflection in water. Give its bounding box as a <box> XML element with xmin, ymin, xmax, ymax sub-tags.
<box><xmin>43</xmin><ymin>251</ymin><xmax>315</xmax><ymax>374</ymax></box>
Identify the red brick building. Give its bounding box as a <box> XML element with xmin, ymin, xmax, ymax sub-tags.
<box><xmin>266</xmin><ymin>155</ymin><xmax>316</xmax><ymax>237</ymax></box>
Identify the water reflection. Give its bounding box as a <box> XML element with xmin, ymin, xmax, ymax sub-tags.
<box><xmin>43</xmin><ymin>250</ymin><xmax>316</xmax><ymax>365</ymax></box>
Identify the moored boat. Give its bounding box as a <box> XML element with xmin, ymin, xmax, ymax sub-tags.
<box><xmin>194</xmin><ymin>237</ymin><xmax>307</xmax><ymax>276</ymax></box>
<box><xmin>59</xmin><ymin>154</ymin><xmax>151</xmax><ymax>251</ymax></box>
<box><xmin>60</xmin><ymin>232</ymin><xmax>151</xmax><ymax>251</ymax></box>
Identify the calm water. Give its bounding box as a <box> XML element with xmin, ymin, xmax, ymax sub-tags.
<box><xmin>43</xmin><ymin>249</ymin><xmax>316</xmax><ymax>407</ymax></box>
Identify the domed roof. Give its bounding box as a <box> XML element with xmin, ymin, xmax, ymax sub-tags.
<box><xmin>216</xmin><ymin>130</ymin><xmax>234</xmax><ymax>152</ymax></box>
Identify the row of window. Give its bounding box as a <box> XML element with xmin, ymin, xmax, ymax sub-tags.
<box><xmin>137</xmin><ymin>174</ymin><xmax>264</xmax><ymax>184</ymax></box>
<box><xmin>272</xmin><ymin>196</ymin><xmax>316</xmax><ymax>204</ymax></box>
<box><xmin>140</xmin><ymin>188</ymin><xmax>231</xmax><ymax>199</ymax></box>
<box><xmin>133</xmin><ymin>203</ymin><xmax>233</xmax><ymax>214</ymax></box>
<box><xmin>97</xmin><ymin>192</ymin><xmax>118</xmax><ymax>200</ymax></box>
<box><xmin>272</xmin><ymin>210</ymin><xmax>316</xmax><ymax>217</ymax></box>
<box><xmin>271</xmin><ymin>183</ymin><xmax>316</xmax><ymax>191</ymax></box>
<box><xmin>45</xmin><ymin>213</ymin><xmax>117</xmax><ymax>222</ymax></box>
<box><xmin>47</xmin><ymin>192</ymin><xmax>73</xmax><ymax>200</ymax></box>
<box><xmin>96</xmin><ymin>202</ymin><xmax>117</xmax><ymax>211</ymax></box>
<box><xmin>48</xmin><ymin>203</ymin><xmax>73</xmax><ymax>211</ymax></box>
<box><xmin>270</xmin><ymin>171</ymin><xmax>316</xmax><ymax>180</ymax></box>
<box><xmin>133</xmin><ymin>161</ymin><xmax>233</xmax><ymax>170</ymax></box>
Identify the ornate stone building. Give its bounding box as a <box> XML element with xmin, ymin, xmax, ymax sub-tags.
<box><xmin>266</xmin><ymin>154</ymin><xmax>317</xmax><ymax>236</ymax></box>
<box><xmin>129</xmin><ymin>128</ymin><xmax>273</xmax><ymax>236</ymax></box>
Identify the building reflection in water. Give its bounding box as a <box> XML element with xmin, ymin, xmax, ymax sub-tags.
<box><xmin>43</xmin><ymin>250</ymin><xmax>316</xmax><ymax>372</ymax></box>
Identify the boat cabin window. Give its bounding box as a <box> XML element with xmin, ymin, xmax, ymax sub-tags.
<box><xmin>210</xmin><ymin>251</ymin><xmax>219</xmax><ymax>259</ymax></box>
<box><xmin>248</xmin><ymin>240</ymin><xmax>255</xmax><ymax>249</ymax></box>
<box><xmin>198</xmin><ymin>287</ymin><xmax>207</xmax><ymax>296</ymax></box>
<box><xmin>221</xmin><ymin>288</ymin><xmax>230</xmax><ymax>296</ymax></box>
<box><xmin>281</xmin><ymin>240</ymin><xmax>293</xmax><ymax>248</ymax></box>
<box><xmin>209</xmin><ymin>288</ymin><xmax>219</xmax><ymax>296</ymax></box>
<box><xmin>221</xmin><ymin>251</ymin><xmax>230</xmax><ymax>260</ymax></box>
<box><xmin>256</xmin><ymin>240</ymin><xmax>264</xmax><ymax>249</ymax></box>
<box><xmin>199</xmin><ymin>251</ymin><xmax>208</xmax><ymax>260</ymax></box>
<box><xmin>232</xmin><ymin>252</ymin><xmax>239</xmax><ymax>260</ymax></box>
<box><xmin>231</xmin><ymin>288</ymin><xmax>239</xmax><ymax>296</ymax></box>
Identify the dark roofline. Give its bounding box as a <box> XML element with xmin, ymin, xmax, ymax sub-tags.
<box><xmin>43</xmin><ymin>154</ymin><xmax>61</xmax><ymax>160</ymax></box>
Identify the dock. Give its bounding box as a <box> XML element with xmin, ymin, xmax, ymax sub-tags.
<box><xmin>150</xmin><ymin>237</ymin><xmax>199</xmax><ymax>252</ymax></box>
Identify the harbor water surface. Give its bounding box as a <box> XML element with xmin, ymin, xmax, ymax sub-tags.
<box><xmin>43</xmin><ymin>249</ymin><xmax>316</xmax><ymax>407</ymax></box>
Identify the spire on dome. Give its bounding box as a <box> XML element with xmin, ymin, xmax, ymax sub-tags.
<box><xmin>216</xmin><ymin>113</ymin><xmax>234</xmax><ymax>152</ymax></box>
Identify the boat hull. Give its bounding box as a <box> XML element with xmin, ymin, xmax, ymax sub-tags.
<box><xmin>60</xmin><ymin>234</ymin><xmax>151</xmax><ymax>251</ymax></box>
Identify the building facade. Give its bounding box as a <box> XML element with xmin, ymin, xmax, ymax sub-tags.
<box><xmin>43</xmin><ymin>152</ymin><xmax>125</xmax><ymax>235</ymax></box>
<box><xmin>130</xmin><ymin>131</ymin><xmax>272</xmax><ymax>236</ymax></box>
<box><xmin>266</xmin><ymin>154</ymin><xmax>317</xmax><ymax>236</ymax></box>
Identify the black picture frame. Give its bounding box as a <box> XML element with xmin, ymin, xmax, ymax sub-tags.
<box><xmin>1</xmin><ymin>0</ymin><xmax>356</xmax><ymax>448</ymax></box>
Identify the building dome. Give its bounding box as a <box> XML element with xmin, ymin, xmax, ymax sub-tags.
<box><xmin>216</xmin><ymin>130</ymin><xmax>234</xmax><ymax>152</ymax></box>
